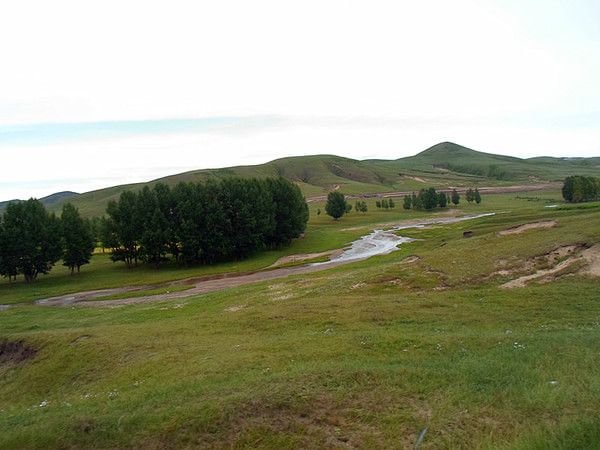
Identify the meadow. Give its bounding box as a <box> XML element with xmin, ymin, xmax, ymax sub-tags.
<box><xmin>2</xmin><ymin>190</ymin><xmax>600</xmax><ymax>448</ymax></box>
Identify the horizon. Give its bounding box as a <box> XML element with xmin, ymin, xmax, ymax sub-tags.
<box><xmin>1</xmin><ymin>0</ymin><xmax>600</xmax><ymax>199</ymax></box>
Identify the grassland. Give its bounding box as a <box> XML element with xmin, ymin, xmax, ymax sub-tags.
<box><xmin>2</xmin><ymin>189</ymin><xmax>600</xmax><ymax>448</ymax></box>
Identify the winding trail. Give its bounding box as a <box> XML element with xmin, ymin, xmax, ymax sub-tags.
<box><xmin>9</xmin><ymin>213</ymin><xmax>494</xmax><ymax>309</ymax></box>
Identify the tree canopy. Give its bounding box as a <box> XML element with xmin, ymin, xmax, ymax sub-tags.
<box><xmin>325</xmin><ymin>191</ymin><xmax>350</xmax><ymax>220</ymax></box>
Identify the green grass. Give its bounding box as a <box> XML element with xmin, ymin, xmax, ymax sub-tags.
<box><xmin>2</xmin><ymin>190</ymin><xmax>600</xmax><ymax>448</ymax></box>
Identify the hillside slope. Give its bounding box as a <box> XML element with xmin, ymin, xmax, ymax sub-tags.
<box><xmin>0</xmin><ymin>191</ymin><xmax>78</xmax><ymax>211</ymax></box>
<box><xmin>15</xmin><ymin>142</ymin><xmax>600</xmax><ymax>217</ymax></box>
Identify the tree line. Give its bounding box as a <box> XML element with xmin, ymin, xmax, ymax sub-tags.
<box><xmin>562</xmin><ymin>176</ymin><xmax>600</xmax><ymax>203</ymax></box>
<box><xmin>0</xmin><ymin>177</ymin><xmax>309</xmax><ymax>282</ymax></box>
<box><xmin>0</xmin><ymin>201</ymin><xmax>94</xmax><ymax>282</ymax></box>
<box><xmin>101</xmin><ymin>177</ymin><xmax>309</xmax><ymax>268</ymax></box>
<box><xmin>403</xmin><ymin>187</ymin><xmax>480</xmax><ymax>210</ymax></box>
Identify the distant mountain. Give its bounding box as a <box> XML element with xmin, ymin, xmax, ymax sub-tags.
<box><xmin>0</xmin><ymin>191</ymin><xmax>79</xmax><ymax>212</ymax></box>
<box><xmin>7</xmin><ymin>142</ymin><xmax>600</xmax><ymax>217</ymax></box>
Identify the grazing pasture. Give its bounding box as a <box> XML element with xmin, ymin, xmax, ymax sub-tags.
<box><xmin>2</xmin><ymin>190</ymin><xmax>600</xmax><ymax>448</ymax></box>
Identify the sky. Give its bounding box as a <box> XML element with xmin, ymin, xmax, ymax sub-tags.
<box><xmin>1</xmin><ymin>0</ymin><xmax>599</xmax><ymax>200</ymax></box>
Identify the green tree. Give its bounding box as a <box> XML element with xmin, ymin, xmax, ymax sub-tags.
<box><xmin>474</xmin><ymin>188</ymin><xmax>482</xmax><ymax>204</ymax></box>
<box><xmin>325</xmin><ymin>191</ymin><xmax>349</xmax><ymax>220</ymax></box>
<box><xmin>61</xmin><ymin>203</ymin><xmax>95</xmax><ymax>274</ymax></box>
<box><xmin>2</xmin><ymin>199</ymin><xmax>62</xmax><ymax>282</ymax></box>
<box><xmin>562</xmin><ymin>176</ymin><xmax>600</xmax><ymax>203</ymax></box>
<box><xmin>466</xmin><ymin>188</ymin><xmax>474</xmax><ymax>203</ymax></box>
<box><xmin>0</xmin><ymin>218</ymin><xmax>19</xmax><ymax>282</ymax></box>
<box><xmin>420</xmin><ymin>187</ymin><xmax>439</xmax><ymax>210</ymax></box>
<box><xmin>106</xmin><ymin>191</ymin><xmax>140</xmax><ymax>268</ymax></box>
<box><xmin>136</xmin><ymin>187</ymin><xmax>170</xmax><ymax>268</ymax></box>
<box><xmin>265</xmin><ymin>177</ymin><xmax>308</xmax><ymax>247</ymax></box>
<box><xmin>451</xmin><ymin>189</ymin><xmax>460</xmax><ymax>205</ymax></box>
<box><xmin>403</xmin><ymin>195</ymin><xmax>412</xmax><ymax>210</ymax></box>
<box><xmin>388</xmin><ymin>198</ymin><xmax>395</xmax><ymax>208</ymax></box>
<box><xmin>438</xmin><ymin>192</ymin><xmax>447</xmax><ymax>208</ymax></box>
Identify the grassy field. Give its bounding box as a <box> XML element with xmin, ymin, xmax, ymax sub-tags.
<box><xmin>2</xmin><ymin>190</ymin><xmax>600</xmax><ymax>448</ymax></box>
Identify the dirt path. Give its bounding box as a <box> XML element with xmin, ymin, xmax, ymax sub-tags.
<box><xmin>32</xmin><ymin>262</ymin><xmax>350</xmax><ymax>308</ymax></box>
<box><xmin>306</xmin><ymin>183</ymin><xmax>560</xmax><ymax>203</ymax></box>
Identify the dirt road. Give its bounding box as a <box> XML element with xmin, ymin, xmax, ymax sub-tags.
<box><xmin>306</xmin><ymin>183</ymin><xmax>560</xmax><ymax>203</ymax></box>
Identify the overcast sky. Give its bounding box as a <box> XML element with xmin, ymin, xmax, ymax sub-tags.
<box><xmin>1</xmin><ymin>0</ymin><xmax>599</xmax><ymax>200</ymax></box>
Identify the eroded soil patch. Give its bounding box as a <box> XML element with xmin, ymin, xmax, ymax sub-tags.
<box><xmin>498</xmin><ymin>220</ymin><xmax>557</xmax><ymax>236</ymax></box>
<box><xmin>0</xmin><ymin>339</ymin><xmax>37</xmax><ymax>366</ymax></box>
<box><xmin>500</xmin><ymin>243</ymin><xmax>600</xmax><ymax>288</ymax></box>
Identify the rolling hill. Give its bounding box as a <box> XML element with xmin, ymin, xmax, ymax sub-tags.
<box><xmin>0</xmin><ymin>191</ymin><xmax>78</xmax><ymax>211</ymax></box>
<box><xmin>5</xmin><ymin>142</ymin><xmax>600</xmax><ymax>217</ymax></box>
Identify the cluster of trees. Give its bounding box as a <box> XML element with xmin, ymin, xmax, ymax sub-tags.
<box><xmin>403</xmin><ymin>188</ymin><xmax>452</xmax><ymax>211</ymax></box>
<box><xmin>101</xmin><ymin>177</ymin><xmax>309</xmax><ymax>268</ymax></box>
<box><xmin>562</xmin><ymin>176</ymin><xmax>600</xmax><ymax>203</ymax></box>
<box><xmin>354</xmin><ymin>200</ymin><xmax>368</xmax><ymax>214</ymax></box>
<box><xmin>0</xmin><ymin>200</ymin><xmax>94</xmax><ymax>282</ymax></box>
<box><xmin>375</xmin><ymin>198</ymin><xmax>395</xmax><ymax>209</ymax></box>
<box><xmin>403</xmin><ymin>187</ymin><xmax>481</xmax><ymax>210</ymax></box>
<box><xmin>465</xmin><ymin>188</ymin><xmax>482</xmax><ymax>204</ymax></box>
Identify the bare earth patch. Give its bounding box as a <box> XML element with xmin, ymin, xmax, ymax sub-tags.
<box><xmin>501</xmin><ymin>244</ymin><xmax>600</xmax><ymax>288</ymax></box>
<box><xmin>270</xmin><ymin>250</ymin><xmax>342</xmax><ymax>267</ymax></box>
<box><xmin>498</xmin><ymin>221</ymin><xmax>557</xmax><ymax>236</ymax></box>
<box><xmin>0</xmin><ymin>339</ymin><xmax>37</xmax><ymax>366</ymax></box>
<box><xmin>225</xmin><ymin>304</ymin><xmax>246</xmax><ymax>313</ymax></box>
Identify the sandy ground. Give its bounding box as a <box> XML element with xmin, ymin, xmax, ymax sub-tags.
<box><xmin>498</xmin><ymin>220</ymin><xmax>557</xmax><ymax>236</ymax></box>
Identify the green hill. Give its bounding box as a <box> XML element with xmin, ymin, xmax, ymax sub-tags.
<box><xmin>18</xmin><ymin>142</ymin><xmax>600</xmax><ymax>217</ymax></box>
<box><xmin>0</xmin><ymin>191</ymin><xmax>78</xmax><ymax>211</ymax></box>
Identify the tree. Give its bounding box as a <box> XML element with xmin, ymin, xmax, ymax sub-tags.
<box><xmin>105</xmin><ymin>191</ymin><xmax>140</xmax><ymax>268</ymax></box>
<box><xmin>388</xmin><ymin>198</ymin><xmax>395</xmax><ymax>208</ymax></box>
<box><xmin>412</xmin><ymin>192</ymin><xmax>423</xmax><ymax>210</ymax></box>
<box><xmin>562</xmin><ymin>176</ymin><xmax>600</xmax><ymax>203</ymax></box>
<box><xmin>0</xmin><ymin>218</ymin><xmax>18</xmax><ymax>282</ymax></box>
<box><xmin>355</xmin><ymin>200</ymin><xmax>367</xmax><ymax>213</ymax></box>
<box><xmin>136</xmin><ymin>187</ymin><xmax>170</xmax><ymax>268</ymax></box>
<box><xmin>438</xmin><ymin>192</ymin><xmax>447</xmax><ymax>208</ymax></box>
<box><xmin>325</xmin><ymin>191</ymin><xmax>349</xmax><ymax>219</ymax></box>
<box><xmin>375</xmin><ymin>200</ymin><xmax>382</xmax><ymax>208</ymax></box>
<box><xmin>466</xmin><ymin>188</ymin><xmax>474</xmax><ymax>203</ymax></box>
<box><xmin>381</xmin><ymin>199</ymin><xmax>389</xmax><ymax>209</ymax></box>
<box><xmin>61</xmin><ymin>203</ymin><xmax>95</xmax><ymax>274</ymax></box>
<box><xmin>474</xmin><ymin>188</ymin><xmax>482</xmax><ymax>204</ymax></box>
<box><xmin>403</xmin><ymin>195</ymin><xmax>412</xmax><ymax>210</ymax></box>
<box><xmin>2</xmin><ymin>199</ymin><xmax>62</xmax><ymax>282</ymax></box>
<box><xmin>420</xmin><ymin>187</ymin><xmax>439</xmax><ymax>210</ymax></box>
<box><xmin>265</xmin><ymin>177</ymin><xmax>308</xmax><ymax>247</ymax></box>
<box><xmin>451</xmin><ymin>189</ymin><xmax>460</xmax><ymax>205</ymax></box>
